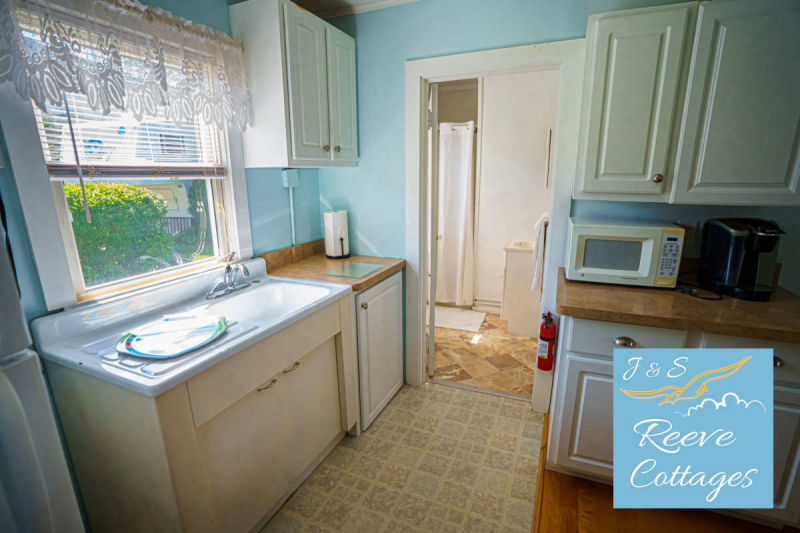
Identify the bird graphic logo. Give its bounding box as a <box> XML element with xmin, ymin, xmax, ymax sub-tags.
<box><xmin>620</xmin><ymin>356</ymin><xmax>751</xmax><ymax>405</ymax></box>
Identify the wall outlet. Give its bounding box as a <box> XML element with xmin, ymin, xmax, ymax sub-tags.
<box><xmin>281</xmin><ymin>168</ymin><xmax>299</xmax><ymax>188</ymax></box>
<box><xmin>676</xmin><ymin>220</ymin><xmax>700</xmax><ymax>247</ymax></box>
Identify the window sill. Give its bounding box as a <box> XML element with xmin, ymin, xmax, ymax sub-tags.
<box><xmin>76</xmin><ymin>258</ymin><xmax>226</xmax><ymax>304</ymax></box>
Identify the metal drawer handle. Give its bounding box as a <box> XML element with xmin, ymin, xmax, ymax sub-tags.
<box><xmin>775</xmin><ymin>356</ymin><xmax>785</xmax><ymax>368</ymax></box>
<box><xmin>652</xmin><ymin>173</ymin><xmax>664</xmax><ymax>183</ymax></box>
<box><xmin>283</xmin><ymin>361</ymin><xmax>301</xmax><ymax>374</ymax></box>
<box><xmin>614</xmin><ymin>336</ymin><xmax>636</xmax><ymax>348</ymax></box>
<box><xmin>334</xmin><ymin>145</ymin><xmax>341</xmax><ymax>152</ymax></box>
<box><xmin>323</xmin><ymin>145</ymin><xmax>330</xmax><ymax>152</ymax></box>
<box><xmin>257</xmin><ymin>378</ymin><xmax>278</xmax><ymax>392</ymax></box>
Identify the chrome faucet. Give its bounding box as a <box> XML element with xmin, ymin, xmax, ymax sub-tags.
<box><xmin>205</xmin><ymin>253</ymin><xmax>250</xmax><ymax>300</ymax></box>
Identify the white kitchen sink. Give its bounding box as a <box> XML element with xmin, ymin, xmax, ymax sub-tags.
<box><xmin>32</xmin><ymin>258</ymin><xmax>351</xmax><ymax>396</ymax></box>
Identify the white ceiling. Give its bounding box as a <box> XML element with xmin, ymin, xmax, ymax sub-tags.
<box><xmin>294</xmin><ymin>0</ymin><xmax>419</xmax><ymax>19</ymax></box>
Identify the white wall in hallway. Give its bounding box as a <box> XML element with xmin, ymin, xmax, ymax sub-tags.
<box><xmin>437</xmin><ymin>80</ymin><xmax>479</xmax><ymax>123</ymax></box>
<box><xmin>475</xmin><ymin>69</ymin><xmax>559</xmax><ymax>306</ymax></box>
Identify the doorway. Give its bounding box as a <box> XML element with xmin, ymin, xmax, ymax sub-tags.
<box><xmin>425</xmin><ymin>69</ymin><xmax>559</xmax><ymax>399</ymax></box>
<box><xmin>405</xmin><ymin>39</ymin><xmax>586</xmax><ymax>411</ymax></box>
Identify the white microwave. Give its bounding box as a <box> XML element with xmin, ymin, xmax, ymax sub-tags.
<box><xmin>566</xmin><ymin>218</ymin><xmax>685</xmax><ymax>288</ymax></box>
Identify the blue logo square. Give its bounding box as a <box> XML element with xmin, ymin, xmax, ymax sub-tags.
<box><xmin>613</xmin><ymin>349</ymin><xmax>773</xmax><ymax>508</ymax></box>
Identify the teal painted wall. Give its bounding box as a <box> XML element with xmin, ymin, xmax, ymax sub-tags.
<box><xmin>319</xmin><ymin>0</ymin><xmax>799</xmax><ymax>293</ymax></box>
<box><xmin>318</xmin><ymin>0</ymin><xmax>677</xmax><ymax>257</ymax></box>
<box><xmin>247</xmin><ymin>168</ymin><xmax>322</xmax><ymax>254</ymax></box>
<box><xmin>0</xmin><ymin>0</ymin><xmax>322</xmax><ymax>320</ymax></box>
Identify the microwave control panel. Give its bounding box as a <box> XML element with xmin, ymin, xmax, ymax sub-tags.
<box><xmin>656</xmin><ymin>233</ymin><xmax>684</xmax><ymax>280</ymax></box>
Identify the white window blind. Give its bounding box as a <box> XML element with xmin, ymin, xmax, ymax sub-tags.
<box><xmin>14</xmin><ymin>7</ymin><xmax>230</xmax><ymax>182</ymax></box>
<box><xmin>34</xmin><ymin>92</ymin><xmax>226</xmax><ymax>181</ymax></box>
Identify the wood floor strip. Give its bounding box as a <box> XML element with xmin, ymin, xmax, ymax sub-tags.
<box><xmin>531</xmin><ymin>408</ymin><xmax>797</xmax><ymax>532</ymax></box>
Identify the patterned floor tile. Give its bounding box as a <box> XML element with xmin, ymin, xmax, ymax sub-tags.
<box><xmin>427</xmin><ymin>314</ymin><xmax>536</xmax><ymax>397</ymax></box>
<box><xmin>262</xmin><ymin>383</ymin><xmax>544</xmax><ymax>532</ymax></box>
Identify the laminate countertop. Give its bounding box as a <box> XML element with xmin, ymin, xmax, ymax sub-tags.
<box><xmin>556</xmin><ymin>268</ymin><xmax>800</xmax><ymax>343</ymax></box>
<box><xmin>269</xmin><ymin>254</ymin><xmax>406</xmax><ymax>293</ymax></box>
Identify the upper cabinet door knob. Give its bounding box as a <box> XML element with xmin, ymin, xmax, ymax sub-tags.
<box><xmin>323</xmin><ymin>145</ymin><xmax>330</xmax><ymax>152</ymax></box>
<box><xmin>334</xmin><ymin>145</ymin><xmax>341</xmax><ymax>152</ymax></box>
<box><xmin>652</xmin><ymin>173</ymin><xmax>664</xmax><ymax>183</ymax></box>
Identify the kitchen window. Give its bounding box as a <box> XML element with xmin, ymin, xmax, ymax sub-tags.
<box><xmin>33</xmin><ymin>91</ymin><xmax>232</xmax><ymax>296</ymax></box>
<box><xmin>0</xmin><ymin>0</ymin><xmax>252</xmax><ymax>309</ymax></box>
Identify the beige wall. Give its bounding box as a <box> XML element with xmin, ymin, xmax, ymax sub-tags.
<box><xmin>475</xmin><ymin>69</ymin><xmax>560</xmax><ymax>306</ymax></box>
<box><xmin>437</xmin><ymin>79</ymin><xmax>479</xmax><ymax>124</ymax></box>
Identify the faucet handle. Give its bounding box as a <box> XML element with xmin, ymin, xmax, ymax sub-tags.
<box><xmin>240</xmin><ymin>263</ymin><xmax>250</xmax><ymax>277</ymax></box>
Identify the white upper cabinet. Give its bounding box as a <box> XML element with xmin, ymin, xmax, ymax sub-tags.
<box><xmin>326</xmin><ymin>25</ymin><xmax>358</xmax><ymax>164</ymax></box>
<box><xmin>575</xmin><ymin>0</ymin><xmax>800</xmax><ymax>206</ymax></box>
<box><xmin>230</xmin><ymin>0</ymin><xmax>358</xmax><ymax>168</ymax></box>
<box><xmin>574</xmin><ymin>4</ymin><xmax>691</xmax><ymax>200</ymax></box>
<box><xmin>671</xmin><ymin>0</ymin><xmax>800</xmax><ymax>205</ymax></box>
<box><xmin>284</xmin><ymin>5</ymin><xmax>331</xmax><ymax>163</ymax></box>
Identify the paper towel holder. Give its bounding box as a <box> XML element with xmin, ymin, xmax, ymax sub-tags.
<box><xmin>324</xmin><ymin>210</ymin><xmax>351</xmax><ymax>259</ymax></box>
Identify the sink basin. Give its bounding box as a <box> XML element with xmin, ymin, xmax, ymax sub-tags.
<box><xmin>31</xmin><ymin>258</ymin><xmax>352</xmax><ymax>396</ymax></box>
<box><xmin>201</xmin><ymin>278</ymin><xmax>334</xmax><ymax>324</ymax></box>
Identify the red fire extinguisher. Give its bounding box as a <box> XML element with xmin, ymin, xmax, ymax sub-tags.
<box><xmin>537</xmin><ymin>312</ymin><xmax>556</xmax><ymax>371</ymax></box>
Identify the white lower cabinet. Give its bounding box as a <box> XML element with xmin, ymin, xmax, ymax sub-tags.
<box><xmin>757</xmin><ymin>384</ymin><xmax>800</xmax><ymax>524</ymax></box>
<box><xmin>549</xmin><ymin>316</ymin><xmax>800</xmax><ymax>526</ymax></box>
<box><xmin>701</xmin><ymin>334</ymin><xmax>800</xmax><ymax>523</ymax></box>
<box><xmin>47</xmin><ymin>299</ymin><xmax>357</xmax><ymax>532</ymax></box>
<box><xmin>551</xmin><ymin>351</ymin><xmax>614</xmax><ymax>479</ymax></box>
<box><xmin>356</xmin><ymin>271</ymin><xmax>404</xmax><ymax>430</ymax></box>
<box><xmin>197</xmin><ymin>339</ymin><xmax>341</xmax><ymax>532</ymax></box>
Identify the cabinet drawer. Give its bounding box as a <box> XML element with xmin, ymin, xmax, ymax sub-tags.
<box><xmin>187</xmin><ymin>301</ymin><xmax>340</xmax><ymax>427</ymax></box>
<box><xmin>702</xmin><ymin>333</ymin><xmax>800</xmax><ymax>386</ymax></box>
<box><xmin>563</xmin><ymin>317</ymin><xmax>687</xmax><ymax>358</ymax></box>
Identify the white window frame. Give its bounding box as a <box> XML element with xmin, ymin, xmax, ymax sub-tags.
<box><xmin>0</xmin><ymin>83</ymin><xmax>252</xmax><ymax>311</ymax></box>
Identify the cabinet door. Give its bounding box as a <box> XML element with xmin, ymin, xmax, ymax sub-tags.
<box><xmin>195</xmin><ymin>339</ymin><xmax>341</xmax><ymax>532</ymax></box>
<box><xmin>283</xmin><ymin>3</ymin><xmax>331</xmax><ymax>163</ymax></box>
<box><xmin>356</xmin><ymin>272</ymin><xmax>404</xmax><ymax>430</ymax></box>
<box><xmin>672</xmin><ymin>0</ymin><xmax>800</xmax><ymax>205</ymax></box>
<box><xmin>748</xmin><ymin>384</ymin><xmax>800</xmax><ymax>523</ymax></box>
<box><xmin>326</xmin><ymin>25</ymin><xmax>358</xmax><ymax>165</ymax></box>
<box><xmin>552</xmin><ymin>352</ymin><xmax>614</xmax><ymax>479</ymax></box>
<box><xmin>576</xmin><ymin>5</ymin><xmax>690</xmax><ymax>197</ymax></box>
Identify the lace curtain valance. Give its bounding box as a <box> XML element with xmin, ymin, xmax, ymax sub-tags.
<box><xmin>0</xmin><ymin>0</ymin><xmax>251</xmax><ymax>131</ymax></box>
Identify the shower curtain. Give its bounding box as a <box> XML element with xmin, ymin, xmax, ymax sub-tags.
<box><xmin>436</xmin><ymin>121</ymin><xmax>475</xmax><ymax>306</ymax></box>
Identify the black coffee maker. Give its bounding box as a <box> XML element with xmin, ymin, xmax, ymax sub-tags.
<box><xmin>699</xmin><ymin>218</ymin><xmax>785</xmax><ymax>301</ymax></box>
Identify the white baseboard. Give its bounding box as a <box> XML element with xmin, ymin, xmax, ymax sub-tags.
<box><xmin>472</xmin><ymin>298</ymin><xmax>501</xmax><ymax>315</ymax></box>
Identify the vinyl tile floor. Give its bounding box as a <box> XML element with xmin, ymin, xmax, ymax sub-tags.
<box><xmin>263</xmin><ymin>383</ymin><xmax>545</xmax><ymax>532</ymax></box>
<box><xmin>428</xmin><ymin>314</ymin><xmax>537</xmax><ymax>398</ymax></box>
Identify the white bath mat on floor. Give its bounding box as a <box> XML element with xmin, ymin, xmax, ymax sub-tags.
<box><xmin>427</xmin><ymin>306</ymin><xmax>486</xmax><ymax>332</ymax></box>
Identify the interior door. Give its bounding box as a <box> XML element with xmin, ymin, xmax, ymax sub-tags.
<box><xmin>326</xmin><ymin>25</ymin><xmax>358</xmax><ymax>164</ymax></box>
<box><xmin>283</xmin><ymin>4</ymin><xmax>330</xmax><ymax>163</ymax></box>
<box><xmin>671</xmin><ymin>0</ymin><xmax>800</xmax><ymax>205</ymax></box>
<box><xmin>426</xmin><ymin>83</ymin><xmax>439</xmax><ymax>378</ymax></box>
<box><xmin>577</xmin><ymin>5</ymin><xmax>689</xmax><ymax>196</ymax></box>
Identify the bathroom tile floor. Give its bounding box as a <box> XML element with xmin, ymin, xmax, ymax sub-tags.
<box><xmin>428</xmin><ymin>314</ymin><xmax>537</xmax><ymax>398</ymax></box>
<box><xmin>263</xmin><ymin>383</ymin><xmax>544</xmax><ymax>532</ymax></box>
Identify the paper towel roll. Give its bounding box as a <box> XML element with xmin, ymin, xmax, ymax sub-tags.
<box><xmin>324</xmin><ymin>210</ymin><xmax>350</xmax><ymax>258</ymax></box>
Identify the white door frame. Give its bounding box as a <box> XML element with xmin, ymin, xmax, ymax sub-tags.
<box><xmin>404</xmin><ymin>39</ymin><xmax>585</xmax><ymax>412</ymax></box>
